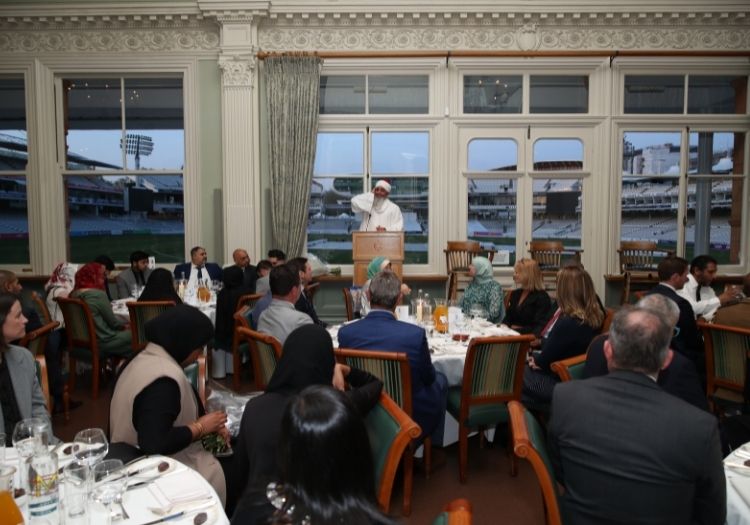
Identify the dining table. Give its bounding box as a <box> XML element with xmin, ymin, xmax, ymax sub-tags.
<box><xmin>112</xmin><ymin>295</ymin><xmax>217</xmax><ymax>326</ymax></box>
<box><xmin>725</xmin><ymin>444</ymin><xmax>750</xmax><ymax>524</ymax></box>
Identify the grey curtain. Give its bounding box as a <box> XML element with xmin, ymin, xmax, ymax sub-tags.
<box><xmin>264</xmin><ymin>56</ymin><xmax>322</xmax><ymax>258</ymax></box>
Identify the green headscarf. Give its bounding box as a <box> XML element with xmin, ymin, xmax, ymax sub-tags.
<box><xmin>471</xmin><ymin>256</ymin><xmax>494</xmax><ymax>284</ymax></box>
<box><xmin>367</xmin><ymin>256</ymin><xmax>389</xmax><ymax>280</ymax></box>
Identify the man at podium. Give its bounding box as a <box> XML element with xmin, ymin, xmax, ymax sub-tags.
<box><xmin>351</xmin><ymin>179</ymin><xmax>403</xmax><ymax>232</ymax></box>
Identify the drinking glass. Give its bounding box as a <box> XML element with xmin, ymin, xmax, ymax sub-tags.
<box><xmin>73</xmin><ymin>428</ymin><xmax>108</xmax><ymax>467</ymax></box>
<box><xmin>90</xmin><ymin>459</ymin><xmax>127</xmax><ymax>525</ymax></box>
<box><xmin>0</xmin><ymin>465</ymin><xmax>24</xmax><ymax>525</ymax></box>
<box><xmin>0</xmin><ymin>432</ymin><xmax>5</xmax><ymax>465</ymax></box>
<box><xmin>212</xmin><ymin>279</ymin><xmax>223</xmax><ymax>293</ymax></box>
<box><xmin>63</xmin><ymin>462</ymin><xmax>90</xmax><ymax>525</ymax></box>
<box><xmin>12</xmin><ymin>418</ymin><xmax>46</xmax><ymax>491</ymax></box>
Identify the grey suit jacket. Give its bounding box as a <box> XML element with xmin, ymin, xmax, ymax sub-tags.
<box><xmin>549</xmin><ymin>370</ymin><xmax>725</xmax><ymax>525</ymax></box>
<box><xmin>257</xmin><ymin>299</ymin><xmax>313</xmax><ymax>345</ymax></box>
<box><xmin>115</xmin><ymin>268</ymin><xmax>152</xmax><ymax>299</ymax></box>
<box><xmin>0</xmin><ymin>344</ymin><xmax>52</xmax><ymax>436</ymax></box>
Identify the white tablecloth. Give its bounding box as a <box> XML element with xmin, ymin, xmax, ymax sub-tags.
<box><xmin>112</xmin><ymin>298</ymin><xmax>217</xmax><ymax>325</ymax></box>
<box><xmin>725</xmin><ymin>446</ymin><xmax>750</xmax><ymax>524</ymax></box>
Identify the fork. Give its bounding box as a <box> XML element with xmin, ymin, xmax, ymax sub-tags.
<box><xmin>148</xmin><ymin>494</ymin><xmax>213</xmax><ymax>516</ymax></box>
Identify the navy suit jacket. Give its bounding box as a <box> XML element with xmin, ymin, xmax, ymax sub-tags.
<box><xmin>337</xmin><ymin>310</ymin><xmax>446</xmax><ymax>437</ymax></box>
<box><xmin>295</xmin><ymin>289</ymin><xmax>326</xmax><ymax>327</ymax></box>
<box><xmin>173</xmin><ymin>262</ymin><xmax>223</xmax><ymax>282</ymax></box>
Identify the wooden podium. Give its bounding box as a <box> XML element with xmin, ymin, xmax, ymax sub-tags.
<box><xmin>352</xmin><ymin>232</ymin><xmax>404</xmax><ymax>286</ymax></box>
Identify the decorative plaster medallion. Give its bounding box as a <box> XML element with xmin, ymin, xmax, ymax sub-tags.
<box><xmin>516</xmin><ymin>23</ymin><xmax>540</xmax><ymax>51</ymax></box>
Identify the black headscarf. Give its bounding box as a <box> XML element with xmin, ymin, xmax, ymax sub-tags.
<box><xmin>265</xmin><ymin>325</ymin><xmax>336</xmax><ymax>396</ymax></box>
<box><xmin>215</xmin><ymin>266</ymin><xmax>253</xmax><ymax>346</ymax></box>
<box><xmin>145</xmin><ymin>304</ymin><xmax>214</xmax><ymax>365</ymax></box>
<box><xmin>139</xmin><ymin>268</ymin><xmax>182</xmax><ymax>304</ymax></box>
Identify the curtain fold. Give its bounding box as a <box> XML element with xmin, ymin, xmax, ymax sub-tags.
<box><xmin>264</xmin><ymin>56</ymin><xmax>322</xmax><ymax>258</ymax></box>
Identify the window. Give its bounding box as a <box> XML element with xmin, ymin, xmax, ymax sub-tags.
<box><xmin>688</xmin><ymin>76</ymin><xmax>747</xmax><ymax>115</ymax></box>
<box><xmin>530</xmin><ymin>76</ymin><xmax>589</xmax><ymax>114</ymax></box>
<box><xmin>624</xmin><ymin>75</ymin><xmax>684</xmax><ymax>114</ymax></box>
<box><xmin>0</xmin><ymin>77</ymin><xmax>29</xmax><ymax>264</ymax></box>
<box><xmin>319</xmin><ymin>75</ymin><xmax>428</xmax><ymax>115</ymax></box>
<box><xmin>624</xmin><ymin>74</ymin><xmax>748</xmax><ymax>115</ymax></box>
<box><xmin>463</xmin><ymin>75</ymin><xmax>522</xmax><ymax>114</ymax></box>
<box><xmin>62</xmin><ymin>77</ymin><xmax>185</xmax><ymax>263</ymax></box>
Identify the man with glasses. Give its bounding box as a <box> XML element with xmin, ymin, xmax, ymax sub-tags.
<box><xmin>173</xmin><ymin>246</ymin><xmax>223</xmax><ymax>289</ymax></box>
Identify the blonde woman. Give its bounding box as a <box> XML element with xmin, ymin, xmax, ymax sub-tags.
<box><xmin>522</xmin><ymin>266</ymin><xmax>604</xmax><ymax>406</ymax></box>
<box><xmin>501</xmin><ymin>258</ymin><xmax>552</xmax><ymax>336</ymax></box>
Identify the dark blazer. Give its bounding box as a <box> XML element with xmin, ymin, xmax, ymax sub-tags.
<box><xmin>337</xmin><ymin>310</ymin><xmax>447</xmax><ymax>438</ymax></box>
<box><xmin>501</xmin><ymin>288</ymin><xmax>552</xmax><ymax>336</ymax></box>
<box><xmin>294</xmin><ymin>288</ymin><xmax>326</xmax><ymax>327</ymax></box>
<box><xmin>583</xmin><ymin>334</ymin><xmax>709</xmax><ymax>412</ymax></box>
<box><xmin>172</xmin><ymin>262</ymin><xmax>223</xmax><ymax>282</ymax></box>
<box><xmin>549</xmin><ymin>370</ymin><xmax>725</xmax><ymax>525</ymax></box>
<box><xmin>535</xmin><ymin>315</ymin><xmax>598</xmax><ymax>372</ymax></box>
<box><xmin>241</xmin><ymin>264</ymin><xmax>257</xmax><ymax>292</ymax></box>
<box><xmin>645</xmin><ymin>284</ymin><xmax>704</xmax><ymax>370</ymax></box>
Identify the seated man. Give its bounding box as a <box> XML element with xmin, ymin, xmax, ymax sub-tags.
<box><xmin>288</xmin><ymin>257</ymin><xmax>326</xmax><ymax>327</ymax></box>
<box><xmin>115</xmin><ymin>250</ymin><xmax>152</xmax><ymax>299</ymax></box>
<box><xmin>337</xmin><ymin>271</ymin><xmax>448</xmax><ymax>439</ymax></box>
<box><xmin>256</xmin><ymin>264</ymin><xmax>312</xmax><ymax>344</ymax></box>
<box><xmin>677</xmin><ymin>255</ymin><xmax>740</xmax><ymax>322</ymax></box>
<box><xmin>713</xmin><ymin>272</ymin><xmax>750</xmax><ymax>329</ymax></box>
<box><xmin>173</xmin><ymin>246</ymin><xmax>223</xmax><ymax>289</ymax></box>
<box><xmin>232</xmin><ymin>248</ymin><xmax>257</xmax><ymax>292</ymax></box>
<box><xmin>549</xmin><ymin>306</ymin><xmax>725</xmax><ymax>525</ymax></box>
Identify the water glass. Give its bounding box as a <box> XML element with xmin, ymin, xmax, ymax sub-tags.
<box><xmin>90</xmin><ymin>459</ymin><xmax>127</xmax><ymax>525</ymax></box>
<box><xmin>12</xmin><ymin>419</ymin><xmax>47</xmax><ymax>492</ymax></box>
<box><xmin>63</xmin><ymin>462</ymin><xmax>90</xmax><ymax>524</ymax></box>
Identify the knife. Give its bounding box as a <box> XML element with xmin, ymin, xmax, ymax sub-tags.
<box><xmin>139</xmin><ymin>501</ymin><xmax>213</xmax><ymax>525</ymax></box>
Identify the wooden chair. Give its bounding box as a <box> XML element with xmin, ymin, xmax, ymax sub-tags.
<box><xmin>183</xmin><ymin>354</ymin><xmax>207</xmax><ymax>406</ymax></box>
<box><xmin>126</xmin><ymin>300</ymin><xmax>175</xmax><ymax>353</ymax></box>
<box><xmin>445</xmin><ymin>241</ymin><xmax>495</xmax><ymax>301</ymax></box>
<box><xmin>31</xmin><ymin>291</ymin><xmax>52</xmax><ymax>324</ymax></box>
<box><xmin>446</xmin><ymin>334</ymin><xmax>535</xmax><ymax>483</ymax></box>
<box><xmin>431</xmin><ymin>498</ymin><xmax>473</xmax><ymax>525</ymax></box>
<box><xmin>20</xmin><ymin>321</ymin><xmax>68</xmax><ymax>419</ymax></box>
<box><xmin>601</xmin><ymin>307</ymin><xmax>616</xmax><ymax>334</ymax></box>
<box><xmin>550</xmin><ymin>354</ymin><xmax>587</xmax><ymax>383</ymax></box>
<box><xmin>342</xmin><ymin>288</ymin><xmax>356</xmax><ymax>321</ymax></box>
<box><xmin>699</xmin><ymin>321</ymin><xmax>750</xmax><ymax>412</ymax></box>
<box><xmin>364</xmin><ymin>392</ymin><xmax>421</xmax><ymax>514</ymax></box>
<box><xmin>619</xmin><ymin>271</ymin><xmax>632</xmax><ymax>305</ymax></box>
<box><xmin>508</xmin><ymin>401</ymin><xmax>562</xmax><ymax>525</ymax></box>
<box><xmin>231</xmin><ymin>306</ymin><xmax>252</xmax><ymax>391</ymax></box>
<box><xmin>235</xmin><ymin>292</ymin><xmax>264</xmax><ymax>312</ymax></box>
<box><xmin>34</xmin><ymin>354</ymin><xmax>52</xmax><ymax>414</ymax></box>
<box><xmin>335</xmin><ymin>348</ymin><xmax>421</xmax><ymax>515</ymax></box>
<box><xmin>617</xmin><ymin>240</ymin><xmax>664</xmax><ymax>273</ymax></box>
<box><xmin>235</xmin><ymin>327</ymin><xmax>282</xmax><ymax>391</ymax></box>
<box><xmin>528</xmin><ymin>241</ymin><xmax>565</xmax><ymax>271</ymax></box>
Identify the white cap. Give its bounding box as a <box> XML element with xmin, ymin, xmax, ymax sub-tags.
<box><xmin>374</xmin><ymin>180</ymin><xmax>391</xmax><ymax>193</ymax></box>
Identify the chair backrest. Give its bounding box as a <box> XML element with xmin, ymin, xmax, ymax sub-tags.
<box><xmin>445</xmin><ymin>241</ymin><xmax>482</xmax><ymax>273</ymax></box>
<box><xmin>619</xmin><ymin>271</ymin><xmax>632</xmax><ymax>305</ymax></box>
<box><xmin>183</xmin><ymin>354</ymin><xmax>207</xmax><ymax>406</ymax></box>
<box><xmin>432</xmin><ymin>499</ymin><xmax>473</xmax><ymax>525</ymax></box>
<box><xmin>34</xmin><ymin>354</ymin><xmax>51</xmax><ymax>414</ymax></box>
<box><xmin>528</xmin><ymin>241</ymin><xmax>564</xmax><ymax>271</ymax></box>
<box><xmin>19</xmin><ymin>321</ymin><xmax>60</xmax><ymax>356</ymax></box>
<box><xmin>342</xmin><ymin>288</ymin><xmax>355</xmax><ymax>322</ymax></box>
<box><xmin>508</xmin><ymin>401</ymin><xmax>561</xmax><ymax>525</ymax></box>
<box><xmin>127</xmin><ymin>301</ymin><xmax>176</xmax><ymax>353</ymax></box>
<box><xmin>56</xmin><ymin>296</ymin><xmax>98</xmax><ymax>350</ymax></box>
<box><xmin>550</xmin><ymin>353</ymin><xmax>587</xmax><ymax>382</ymax></box>
<box><xmin>364</xmin><ymin>392</ymin><xmax>421</xmax><ymax>513</ymax></box>
<box><xmin>236</xmin><ymin>293</ymin><xmax>264</xmax><ymax>312</ymax></box>
<box><xmin>236</xmin><ymin>326</ymin><xmax>283</xmax><ymax>391</ymax></box>
<box><xmin>335</xmin><ymin>348</ymin><xmax>413</xmax><ymax>414</ymax></box>
<box><xmin>617</xmin><ymin>240</ymin><xmax>659</xmax><ymax>273</ymax></box>
<box><xmin>457</xmin><ymin>335</ymin><xmax>535</xmax><ymax>420</ymax></box>
<box><xmin>31</xmin><ymin>291</ymin><xmax>52</xmax><ymax>324</ymax></box>
<box><xmin>699</xmin><ymin>321</ymin><xmax>750</xmax><ymax>401</ymax></box>
<box><xmin>600</xmin><ymin>307</ymin><xmax>616</xmax><ymax>334</ymax></box>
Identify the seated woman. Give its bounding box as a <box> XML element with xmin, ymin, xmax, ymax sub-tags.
<box><xmin>213</xmin><ymin>266</ymin><xmax>254</xmax><ymax>379</ymax></box>
<box><xmin>231</xmin><ymin>324</ymin><xmax>382</xmax><ymax>524</ymax></box>
<box><xmin>137</xmin><ymin>268</ymin><xmax>182</xmax><ymax>304</ymax></box>
<box><xmin>522</xmin><ymin>266</ymin><xmax>604</xmax><ymax>407</ymax></box>
<box><xmin>268</xmin><ymin>385</ymin><xmax>396</xmax><ymax>525</ymax></box>
<box><xmin>501</xmin><ymin>258</ymin><xmax>552</xmax><ymax>336</ymax></box>
<box><xmin>71</xmin><ymin>262</ymin><xmax>132</xmax><ymax>357</ymax></box>
<box><xmin>459</xmin><ymin>256</ymin><xmax>504</xmax><ymax>323</ymax></box>
<box><xmin>0</xmin><ymin>293</ymin><xmax>53</xmax><ymax>442</ymax></box>
<box><xmin>110</xmin><ymin>305</ymin><xmax>232</xmax><ymax>506</ymax></box>
<box><xmin>358</xmin><ymin>256</ymin><xmax>411</xmax><ymax>317</ymax></box>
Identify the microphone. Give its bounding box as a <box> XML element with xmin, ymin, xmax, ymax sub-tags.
<box><xmin>364</xmin><ymin>196</ymin><xmax>375</xmax><ymax>231</ymax></box>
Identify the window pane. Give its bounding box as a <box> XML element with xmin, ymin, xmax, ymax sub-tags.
<box><xmin>532</xmin><ymin>179</ymin><xmax>582</xmax><ymax>252</ymax></box>
<box><xmin>530</xmin><ymin>76</ymin><xmax>589</xmax><ymax>114</ymax></box>
<box><xmin>468</xmin><ymin>179</ymin><xmax>517</xmax><ymax>265</ymax></box>
<box><xmin>388</xmin><ymin>177</ymin><xmax>428</xmax><ymax>264</ymax></box>
<box><xmin>622</xmin><ymin>132</ymin><xmax>681</xmax><ymax>177</ymax></box>
<box><xmin>320</xmin><ymin>75</ymin><xmax>365</xmax><ymax>114</ymax></box>
<box><xmin>0</xmin><ymin>77</ymin><xmax>27</xmax><ymax>170</ymax></box>
<box><xmin>464</xmin><ymin>75</ymin><xmax>522</xmax><ymax>114</ymax></box>
<box><xmin>314</xmin><ymin>133</ymin><xmax>364</xmax><ymax>176</ymax></box>
<box><xmin>124</xmin><ymin>78</ymin><xmax>184</xmax><ymax>170</ymax></box>
<box><xmin>66</xmin><ymin>174</ymin><xmax>184</xmax><ymax>263</ymax></box>
<box><xmin>307</xmin><ymin>177</ymin><xmax>363</xmax><ymax>264</ymax></box>
<box><xmin>0</xmin><ymin>176</ymin><xmax>30</xmax><ymax>264</ymax></box>
<box><xmin>467</xmin><ymin>139</ymin><xmax>518</xmax><ymax>171</ymax></box>
<box><xmin>685</xmin><ymin>178</ymin><xmax>743</xmax><ymax>264</ymax></box>
<box><xmin>624</xmin><ymin>75</ymin><xmax>684</xmax><ymax>114</ymax></box>
<box><xmin>533</xmin><ymin>139</ymin><xmax>583</xmax><ymax>170</ymax></box>
<box><xmin>368</xmin><ymin>75</ymin><xmax>428</xmax><ymax>114</ymax></box>
<box><xmin>371</xmin><ymin>132</ymin><xmax>429</xmax><ymax>175</ymax></box>
<box><xmin>65</xmin><ymin>78</ymin><xmax>124</xmax><ymax>170</ymax></box>
<box><xmin>689</xmin><ymin>131</ymin><xmax>742</xmax><ymax>175</ymax></box>
<box><xmin>688</xmin><ymin>75</ymin><xmax>747</xmax><ymax>114</ymax></box>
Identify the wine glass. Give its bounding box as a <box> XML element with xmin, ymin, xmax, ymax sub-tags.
<box><xmin>73</xmin><ymin>428</ymin><xmax>108</xmax><ymax>467</ymax></box>
<box><xmin>12</xmin><ymin>418</ymin><xmax>47</xmax><ymax>493</ymax></box>
<box><xmin>90</xmin><ymin>459</ymin><xmax>127</xmax><ymax>524</ymax></box>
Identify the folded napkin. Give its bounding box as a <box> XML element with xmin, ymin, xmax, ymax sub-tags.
<box><xmin>482</xmin><ymin>326</ymin><xmax>520</xmax><ymax>337</ymax></box>
<box><xmin>730</xmin><ymin>476</ymin><xmax>750</xmax><ymax>509</ymax></box>
<box><xmin>148</xmin><ymin>471</ymin><xmax>210</xmax><ymax>509</ymax></box>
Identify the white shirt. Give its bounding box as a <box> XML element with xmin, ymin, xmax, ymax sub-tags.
<box><xmin>677</xmin><ymin>273</ymin><xmax>720</xmax><ymax>321</ymax></box>
<box><xmin>351</xmin><ymin>192</ymin><xmax>404</xmax><ymax>232</ymax></box>
<box><xmin>187</xmin><ymin>264</ymin><xmax>207</xmax><ymax>290</ymax></box>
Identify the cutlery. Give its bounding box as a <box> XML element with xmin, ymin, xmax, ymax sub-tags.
<box><xmin>148</xmin><ymin>494</ymin><xmax>213</xmax><ymax>515</ymax></box>
<box><xmin>128</xmin><ymin>460</ymin><xmax>170</xmax><ymax>477</ymax></box>
<box><xmin>140</xmin><ymin>501</ymin><xmax>213</xmax><ymax>525</ymax></box>
<box><xmin>125</xmin><ymin>476</ymin><xmax>160</xmax><ymax>491</ymax></box>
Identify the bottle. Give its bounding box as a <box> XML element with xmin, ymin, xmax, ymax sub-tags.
<box><xmin>415</xmin><ymin>289</ymin><xmax>424</xmax><ymax>322</ymax></box>
<box><xmin>28</xmin><ymin>450</ymin><xmax>60</xmax><ymax>524</ymax></box>
<box><xmin>177</xmin><ymin>272</ymin><xmax>186</xmax><ymax>300</ymax></box>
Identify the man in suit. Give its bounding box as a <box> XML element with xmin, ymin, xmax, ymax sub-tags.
<box><xmin>644</xmin><ymin>256</ymin><xmax>704</xmax><ymax>374</ymax></box>
<box><xmin>232</xmin><ymin>248</ymin><xmax>257</xmax><ymax>292</ymax></box>
<box><xmin>549</xmin><ymin>306</ymin><xmax>725</xmax><ymax>525</ymax></box>
<box><xmin>115</xmin><ymin>250</ymin><xmax>152</xmax><ymax>299</ymax></box>
<box><xmin>713</xmin><ymin>272</ymin><xmax>750</xmax><ymax>329</ymax></box>
<box><xmin>337</xmin><ymin>271</ymin><xmax>448</xmax><ymax>439</ymax></box>
<box><xmin>257</xmin><ymin>264</ymin><xmax>312</xmax><ymax>345</ymax></box>
<box><xmin>288</xmin><ymin>257</ymin><xmax>326</xmax><ymax>327</ymax></box>
<box><xmin>677</xmin><ymin>254</ymin><xmax>740</xmax><ymax>322</ymax></box>
<box><xmin>173</xmin><ymin>246</ymin><xmax>223</xmax><ymax>289</ymax></box>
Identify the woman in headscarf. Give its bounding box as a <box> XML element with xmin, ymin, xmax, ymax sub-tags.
<box><xmin>213</xmin><ymin>266</ymin><xmax>254</xmax><ymax>378</ymax></box>
<box><xmin>71</xmin><ymin>262</ymin><xmax>132</xmax><ymax>357</ymax></box>
<box><xmin>110</xmin><ymin>305</ymin><xmax>232</xmax><ymax>505</ymax></box>
<box><xmin>459</xmin><ymin>256</ymin><xmax>504</xmax><ymax>323</ymax></box>
<box><xmin>231</xmin><ymin>324</ymin><xmax>382</xmax><ymax>525</ymax></box>
<box><xmin>137</xmin><ymin>268</ymin><xmax>182</xmax><ymax>304</ymax></box>
<box><xmin>358</xmin><ymin>256</ymin><xmax>411</xmax><ymax>317</ymax></box>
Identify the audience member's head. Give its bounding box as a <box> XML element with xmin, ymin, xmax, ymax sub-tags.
<box><xmin>274</xmin><ymin>384</ymin><xmax>389</xmax><ymax>525</ymax></box>
<box><xmin>368</xmin><ymin>271</ymin><xmax>402</xmax><ymax>311</ymax></box>
<box><xmin>513</xmin><ymin>258</ymin><xmax>544</xmax><ymax>292</ymax></box>
<box><xmin>190</xmin><ymin>246</ymin><xmax>207</xmax><ymax>266</ymax></box>
<box><xmin>469</xmin><ymin>256</ymin><xmax>493</xmax><ymax>283</ymax></box>
<box><xmin>256</xmin><ymin>260</ymin><xmax>273</xmax><ymax>278</ymax></box>
<box><xmin>367</xmin><ymin>257</ymin><xmax>390</xmax><ymax>281</ymax></box>
<box><xmin>74</xmin><ymin>262</ymin><xmax>107</xmax><ymax>291</ymax></box>
<box><xmin>129</xmin><ymin>251</ymin><xmax>149</xmax><ymax>272</ymax></box>
<box><xmin>139</xmin><ymin>268</ymin><xmax>181</xmax><ymax>304</ymax></box>
<box><xmin>689</xmin><ymin>255</ymin><xmax>719</xmax><ymax>286</ymax></box>
<box><xmin>232</xmin><ymin>249</ymin><xmax>250</xmax><ymax>268</ymax></box>
<box><xmin>266</xmin><ymin>324</ymin><xmax>335</xmax><ymax>396</ymax></box>
<box><xmin>637</xmin><ymin>293</ymin><xmax>680</xmax><ymax>330</ymax></box>
<box><xmin>268</xmin><ymin>249</ymin><xmax>286</xmax><ymax>266</ymax></box>
<box><xmin>269</xmin><ymin>264</ymin><xmax>300</xmax><ymax>300</ymax></box>
<box><xmin>0</xmin><ymin>292</ymin><xmax>26</xmax><ymax>350</ymax></box>
<box><xmin>45</xmin><ymin>262</ymin><xmax>77</xmax><ymax>293</ymax></box>
<box><xmin>606</xmin><ymin>306</ymin><xmax>672</xmax><ymax>375</ymax></box>
<box><xmin>94</xmin><ymin>255</ymin><xmax>115</xmax><ymax>274</ymax></box>
<box><xmin>555</xmin><ymin>266</ymin><xmax>604</xmax><ymax>328</ymax></box>
<box><xmin>657</xmin><ymin>256</ymin><xmax>689</xmax><ymax>289</ymax></box>
<box><xmin>288</xmin><ymin>257</ymin><xmax>311</xmax><ymax>285</ymax></box>
<box><xmin>0</xmin><ymin>270</ymin><xmax>22</xmax><ymax>296</ymax></box>
<box><xmin>144</xmin><ymin>304</ymin><xmax>214</xmax><ymax>366</ymax></box>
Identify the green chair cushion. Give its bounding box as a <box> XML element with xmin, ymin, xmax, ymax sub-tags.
<box><xmin>364</xmin><ymin>401</ymin><xmax>400</xmax><ymax>488</ymax></box>
<box><xmin>446</xmin><ymin>385</ymin><xmax>510</xmax><ymax>428</ymax></box>
<box><xmin>431</xmin><ymin>512</ymin><xmax>448</xmax><ymax>525</ymax></box>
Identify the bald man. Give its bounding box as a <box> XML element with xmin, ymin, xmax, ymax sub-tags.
<box><xmin>232</xmin><ymin>248</ymin><xmax>257</xmax><ymax>292</ymax></box>
<box><xmin>351</xmin><ymin>179</ymin><xmax>404</xmax><ymax>232</ymax></box>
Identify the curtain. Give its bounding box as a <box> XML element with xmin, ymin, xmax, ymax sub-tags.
<box><xmin>264</xmin><ymin>56</ymin><xmax>322</xmax><ymax>258</ymax></box>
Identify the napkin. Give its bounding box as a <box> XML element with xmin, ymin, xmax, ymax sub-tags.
<box><xmin>148</xmin><ymin>472</ymin><xmax>210</xmax><ymax>510</ymax></box>
<box><xmin>730</xmin><ymin>476</ymin><xmax>750</xmax><ymax>509</ymax></box>
<box><xmin>482</xmin><ymin>326</ymin><xmax>520</xmax><ymax>337</ymax></box>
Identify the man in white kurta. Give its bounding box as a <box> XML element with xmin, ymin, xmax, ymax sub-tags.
<box><xmin>351</xmin><ymin>179</ymin><xmax>404</xmax><ymax>232</ymax></box>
